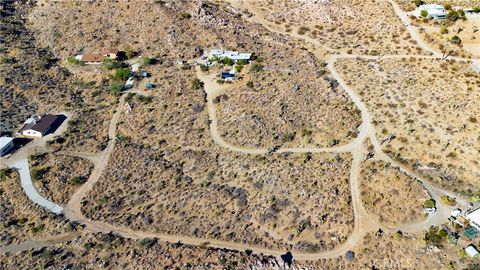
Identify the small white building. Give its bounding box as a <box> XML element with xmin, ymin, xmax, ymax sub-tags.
<box><xmin>451</xmin><ymin>208</ymin><xmax>462</xmax><ymax>218</ymax></box>
<box><xmin>465</xmin><ymin>245</ymin><xmax>480</xmax><ymax>258</ymax></box>
<box><xmin>0</xmin><ymin>137</ymin><xmax>14</xmax><ymax>157</ymax></box>
<box><xmin>466</xmin><ymin>208</ymin><xmax>480</xmax><ymax>231</ymax></box>
<box><xmin>419</xmin><ymin>4</ymin><xmax>447</xmax><ymax>19</ymax></box>
<box><xmin>209</xmin><ymin>49</ymin><xmax>252</xmax><ymax>62</ymax></box>
<box><xmin>131</xmin><ymin>64</ymin><xmax>140</xmax><ymax>73</ymax></box>
<box><xmin>19</xmin><ymin>114</ymin><xmax>60</xmax><ymax>138</ymax></box>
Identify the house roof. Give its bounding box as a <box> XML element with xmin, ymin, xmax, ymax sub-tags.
<box><xmin>20</xmin><ymin>114</ymin><xmax>59</xmax><ymax>134</ymax></box>
<box><xmin>0</xmin><ymin>137</ymin><xmax>13</xmax><ymax>149</ymax></box>
<box><xmin>81</xmin><ymin>53</ymin><xmax>104</xmax><ymax>63</ymax></box>
<box><xmin>465</xmin><ymin>245</ymin><xmax>479</xmax><ymax>257</ymax></box>
<box><xmin>467</xmin><ymin>208</ymin><xmax>480</xmax><ymax>227</ymax></box>
<box><xmin>101</xmin><ymin>48</ymin><xmax>119</xmax><ymax>55</ymax></box>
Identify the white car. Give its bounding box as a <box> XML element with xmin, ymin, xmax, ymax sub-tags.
<box><xmin>450</xmin><ymin>208</ymin><xmax>462</xmax><ymax>218</ymax></box>
<box><xmin>424</xmin><ymin>207</ymin><xmax>437</xmax><ymax>214</ymax></box>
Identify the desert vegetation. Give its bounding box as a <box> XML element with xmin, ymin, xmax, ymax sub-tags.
<box><xmin>336</xmin><ymin>57</ymin><xmax>480</xmax><ymax>196</ymax></box>
<box><xmin>0</xmin><ymin>169</ymin><xmax>80</xmax><ymax>246</ymax></box>
<box><xmin>250</xmin><ymin>0</ymin><xmax>427</xmax><ymax>54</ymax></box>
<box><xmin>29</xmin><ymin>153</ymin><xmax>93</xmax><ymax>205</ymax></box>
<box><xmin>360</xmin><ymin>160</ymin><xmax>428</xmax><ymax>226</ymax></box>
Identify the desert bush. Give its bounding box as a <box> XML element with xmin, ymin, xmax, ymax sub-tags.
<box><xmin>31</xmin><ymin>167</ymin><xmax>50</xmax><ymax>181</ymax></box>
<box><xmin>192</xmin><ymin>79</ymin><xmax>204</xmax><ymax>89</ymax></box>
<box><xmin>103</xmin><ymin>58</ymin><xmax>122</xmax><ymax>70</ymax></box>
<box><xmin>67</xmin><ymin>56</ymin><xmax>84</xmax><ymax>65</ymax></box>
<box><xmin>250</xmin><ymin>62</ymin><xmax>263</xmax><ymax>73</ymax></box>
<box><xmin>110</xmin><ymin>82</ymin><xmax>123</xmax><ymax>95</ymax></box>
<box><xmin>114</xmin><ymin>68</ymin><xmax>131</xmax><ymax>81</ymax></box>
<box><xmin>423</xmin><ymin>199</ymin><xmax>435</xmax><ymax>208</ymax></box>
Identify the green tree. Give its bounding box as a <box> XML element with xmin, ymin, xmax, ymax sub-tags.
<box><xmin>413</xmin><ymin>0</ymin><xmax>424</xmax><ymax>7</ymax></box>
<box><xmin>220</xmin><ymin>57</ymin><xmax>235</xmax><ymax>66</ymax></box>
<box><xmin>110</xmin><ymin>82</ymin><xmax>123</xmax><ymax>95</ymax></box>
<box><xmin>124</xmin><ymin>47</ymin><xmax>134</xmax><ymax>59</ymax></box>
<box><xmin>424</xmin><ymin>199</ymin><xmax>436</xmax><ymax>208</ymax></box>
<box><xmin>451</xmin><ymin>35</ymin><xmax>461</xmax><ymax>44</ymax></box>
<box><xmin>67</xmin><ymin>56</ymin><xmax>83</xmax><ymax>65</ymax></box>
<box><xmin>420</xmin><ymin>9</ymin><xmax>429</xmax><ymax>18</ymax></box>
<box><xmin>103</xmin><ymin>58</ymin><xmax>122</xmax><ymax>70</ymax></box>
<box><xmin>143</xmin><ymin>57</ymin><xmax>152</xmax><ymax>65</ymax></box>
<box><xmin>192</xmin><ymin>79</ymin><xmax>204</xmax><ymax>90</ymax></box>
<box><xmin>114</xmin><ymin>68</ymin><xmax>131</xmax><ymax>81</ymax></box>
<box><xmin>250</xmin><ymin>62</ymin><xmax>263</xmax><ymax>73</ymax></box>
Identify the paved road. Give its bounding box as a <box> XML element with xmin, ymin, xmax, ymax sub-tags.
<box><xmin>11</xmin><ymin>159</ymin><xmax>63</xmax><ymax>215</ymax></box>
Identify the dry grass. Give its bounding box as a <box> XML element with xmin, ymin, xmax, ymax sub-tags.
<box><xmin>360</xmin><ymin>160</ymin><xmax>428</xmax><ymax>226</ymax></box>
<box><xmin>336</xmin><ymin>57</ymin><xmax>480</xmax><ymax>195</ymax></box>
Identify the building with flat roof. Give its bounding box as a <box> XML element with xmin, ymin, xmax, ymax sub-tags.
<box><xmin>19</xmin><ymin>114</ymin><xmax>60</xmax><ymax>138</ymax></box>
<box><xmin>467</xmin><ymin>208</ymin><xmax>480</xmax><ymax>231</ymax></box>
<box><xmin>419</xmin><ymin>4</ymin><xmax>447</xmax><ymax>19</ymax></box>
<box><xmin>465</xmin><ymin>245</ymin><xmax>480</xmax><ymax>258</ymax></box>
<box><xmin>209</xmin><ymin>49</ymin><xmax>252</xmax><ymax>62</ymax></box>
<box><xmin>0</xmin><ymin>137</ymin><xmax>14</xmax><ymax>156</ymax></box>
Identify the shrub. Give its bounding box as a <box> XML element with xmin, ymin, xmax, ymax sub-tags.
<box><xmin>143</xmin><ymin>57</ymin><xmax>152</xmax><ymax>65</ymax></box>
<box><xmin>192</xmin><ymin>79</ymin><xmax>204</xmax><ymax>89</ymax></box>
<box><xmin>137</xmin><ymin>95</ymin><xmax>153</xmax><ymax>104</ymax></box>
<box><xmin>124</xmin><ymin>47</ymin><xmax>134</xmax><ymax>59</ymax></box>
<box><xmin>413</xmin><ymin>0</ymin><xmax>424</xmax><ymax>7</ymax></box>
<box><xmin>103</xmin><ymin>58</ymin><xmax>122</xmax><ymax>70</ymax></box>
<box><xmin>69</xmin><ymin>177</ymin><xmax>86</xmax><ymax>185</ymax></box>
<box><xmin>246</xmin><ymin>81</ymin><xmax>254</xmax><ymax>88</ymax></box>
<box><xmin>235</xmin><ymin>64</ymin><xmax>243</xmax><ymax>73</ymax></box>
<box><xmin>450</xmin><ymin>35</ymin><xmax>461</xmax><ymax>44</ymax></box>
<box><xmin>0</xmin><ymin>168</ymin><xmax>13</xmax><ymax>180</ymax></box>
<box><xmin>180</xmin><ymin>12</ymin><xmax>191</xmax><ymax>19</ymax></box>
<box><xmin>420</xmin><ymin>9</ymin><xmax>428</xmax><ymax>18</ymax></box>
<box><xmin>440</xmin><ymin>195</ymin><xmax>456</xmax><ymax>206</ymax></box>
<box><xmin>200</xmin><ymin>64</ymin><xmax>209</xmax><ymax>72</ymax></box>
<box><xmin>250</xmin><ymin>62</ymin><xmax>263</xmax><ymax>73</ymax></box>
<box><xmin>31</xmin><ymin>167</ymin><xmax>49</xmax><ymax>181</ymax></box>
<box><xmin>138</xmin><ymin>238</ymin><xmax>157</xmax><ymax>248</ymax></box>
<box><xmin>110</xmin><ymin>82</ymin><xmax>123</xmax><ymax>95</ymax></box>
<box><xmin>440</xmin><ymin>26</ymin><xmax>448</xmax><ymax>34</ymax></box>
<box><xmin>220</xmin><ymin>57</ymin><xmax>235</xmax><ymax>66</ymax></box>
<box><xmin>67</xmin><ymin>56</ymin><xmax>84</xmax><ymax>65</ymax></box>
<box><xmin>281</xmin><ymin>132</ymin><xmax>296</xmax><ymax>143</ymax></box>
<box><xmin>424</xmin><ymin>199</ymin><xmax>436</xmax><ymax>208</ymax></box>
<box><xmin>114</xmin><ymin>68</ymin><xmax>131</xmax><ymax>81</ymax></box>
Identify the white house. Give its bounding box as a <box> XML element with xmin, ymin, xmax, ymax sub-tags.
<box><xmin>19</xmin><ymin>114</ymin><xmax>60</xmax><ymax>138</ymax></box>
<box><xmin>0</xmin><ymin>137</ymin><xmax>14</xmax><ymax>156</ymax></box>
<box><xmin>419</xmin><ymin>4</ymin><xmax>447</xmax><ymax>19</ymax></box>
<box><xmin>131</xmin><ymin>64</ymin><xmax>140</xmax><ymax>73</ymax></box>
<box><xmin>465</xmin><ymin>245</ymin><xmax>480</xmax><ymax>258</ymax></box>
<box><xmin>209</xmin><ymin>49</ymin><xmax>252</xmax><ymax>62</ymax></box>
<box><xmin>466</xmin><ymin>208</ymin><xmax>480</xmax><ymax>230</ymax></box>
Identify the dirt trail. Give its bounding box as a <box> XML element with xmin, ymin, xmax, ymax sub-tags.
<box><xmin>3</xmin><ymin>0</ymin><xmax>477</xmax><ymax>261</ymax></box>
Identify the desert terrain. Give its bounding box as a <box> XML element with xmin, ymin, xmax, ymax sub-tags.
<box><xmin>1</xmin><ymin>0</ymin><xmax>480</xmax><ymax>269</ymax></box>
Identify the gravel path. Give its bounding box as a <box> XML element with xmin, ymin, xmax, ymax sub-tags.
<box><xmin>11</xmin><ymin>158</ymin><xmax>63</xmax><ymax>215</ymax></box>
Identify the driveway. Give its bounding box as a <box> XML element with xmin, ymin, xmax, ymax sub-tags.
<box><xmin>11</xmin><ymin>158</ymin><xmax>63</xmax><ymax>215</ymax></box>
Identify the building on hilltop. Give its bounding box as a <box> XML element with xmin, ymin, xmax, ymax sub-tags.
<box><xmin>466</xmin><ymin>207</ymin><xmax>480</xmax><ymax>231</ymax></box>
<box><xmin>419</xmin><ymin>4</ymin><xmax>447</xmax><ymax>19</ymax></box>
<box><xmin>209</xmin><ymin>49</ymin><xmax>252</xmax><ymax>62</ymax></box>
<box><xmin>18</xmin><ymin>114</ymin><xmax>60</xmax><ymax>138</ymax></box>
<box><xmin>0</xmin><ymin>137</ymin><xmax>14</xmax><ymax>156</ymax></box>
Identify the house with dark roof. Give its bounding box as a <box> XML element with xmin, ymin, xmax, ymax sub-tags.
<box><xmin>19</xmin><ymin>114</ymin><xmax>60</xmax><ymax>138</ymax></box>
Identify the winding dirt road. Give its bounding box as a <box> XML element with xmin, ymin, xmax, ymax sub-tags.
<box><xmin>3</xmin><ymin>0</ymin><xmax>479</xmax><ymax>261</ymax></box>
